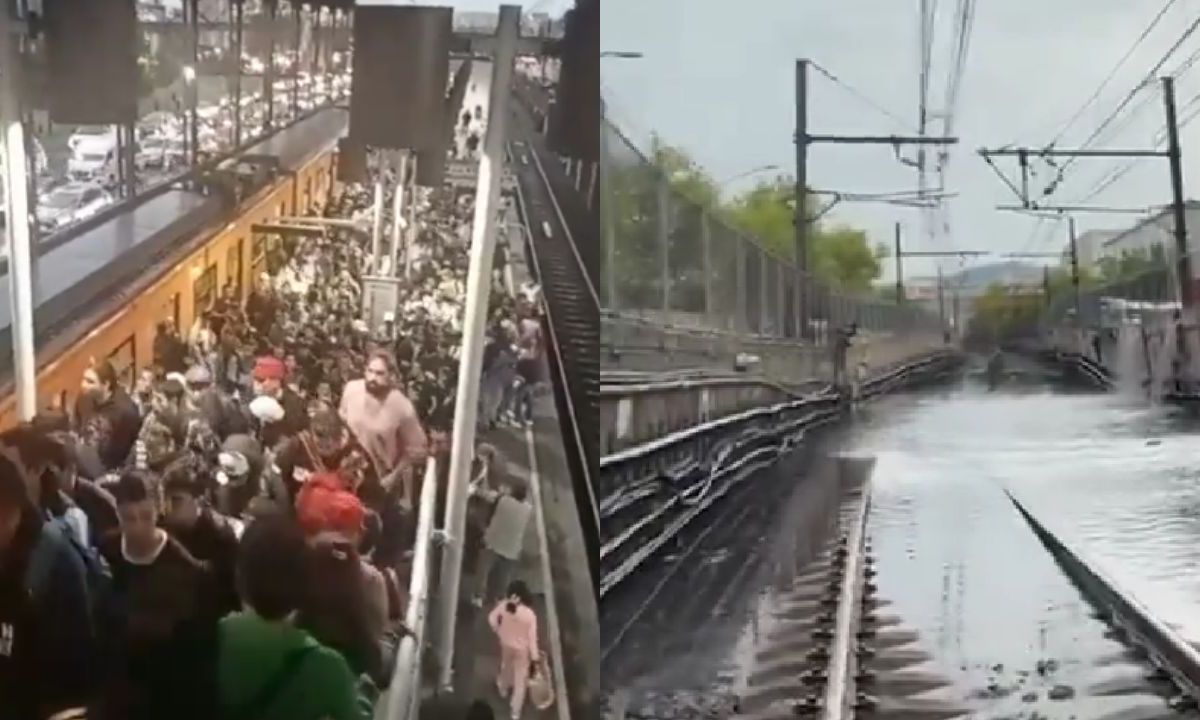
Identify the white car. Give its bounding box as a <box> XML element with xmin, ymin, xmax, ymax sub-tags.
<box><xmin>136</xmin><ymin>135</ymin><xmax>184</xmax><ymax>171</ymax></box>
<box><xmin>36</xmin><ymin>182</ymin><xmax>112</xmax><ymax>232</ymax></box>
<box><xmin>67</xmin><ymin>125</ymin><xmax>116</xmax><ymax>154</ymax></box>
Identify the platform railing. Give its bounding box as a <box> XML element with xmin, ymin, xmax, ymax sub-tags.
<box><xmin>384</xmin><ymin>457</ymin><xmax>440</xmax><ymax>720</ymax></box>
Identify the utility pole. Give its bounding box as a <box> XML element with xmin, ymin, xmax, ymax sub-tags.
<box><xmin>1042</xmin><ymin>265</ymin><xmax>1051</xmax><ymax>307</ymax></box>
<box><xmin>980</xmin><ymin>74</ymin><xmax>1190</xmax><ymax>309</ymax></box>
<box><xmin>1068</xmin><ymin>216</ymin><xmax>1081</xmax><ymax>321</ymax></box>
<box><xmin>937</xmin><ymin>266</ymin><xmax>946</xmax><ymax>329</ymax></box>
<box><xmin>1163</xmin><ymin>76</ymin><xmax>1192</xmax><ymax>309</ymax></box>
<box><xmin>795</xmin><ymin>57</ymin><xmax>957</xmax><ymax>338</ymax></box>
<box><xmin>794</xmin><ymin>59</ymin><xmax>808</xmax><ymax>338</ymax></box>
<box><xmin>894</xmin><ymin>222</ymin><xmax>903</xmax><ymax>303</ymax></box>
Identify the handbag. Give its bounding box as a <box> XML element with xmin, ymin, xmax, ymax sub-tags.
<box><xmin>527</xmin><ymin>655</ymin><xmax>555</xmax><ymax>711</ymax></box>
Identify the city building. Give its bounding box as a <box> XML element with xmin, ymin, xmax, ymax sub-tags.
<box><xmin>1097</xmin><ymin>201</ymin><xmax>1200</xmax><ymax>262</ymax></box>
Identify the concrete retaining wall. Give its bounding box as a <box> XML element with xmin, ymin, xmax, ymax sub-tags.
<box><xmin>601</xmin><ymin>320</ymin><xmax>950</xmax><ymax>455</ymax></box>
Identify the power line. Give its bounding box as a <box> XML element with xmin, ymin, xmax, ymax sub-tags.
<box><xmin>1056</xmin><ymin>11</ymin><xmax>1200</xmax><ymax>178</ymax></box>
<box><xmin>808</xmin><ymin>60</ymin><xmax>916</xmax><ymax>131</ymax></box>
<box><xmin>1046</xmin><ymin>0</ymin><xmax>1180</xmax><ymax>146</ymax></box>
<box><xmin>1041</xmin><ymin>35</ymin><xmax>1200</xmax><ymax>202</ymax></box>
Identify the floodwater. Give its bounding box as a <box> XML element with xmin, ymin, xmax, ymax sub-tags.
<box><xmin>603</xmin><ymin>377</ymin><xmax>1200</xmax><ymax>719</ymax></box>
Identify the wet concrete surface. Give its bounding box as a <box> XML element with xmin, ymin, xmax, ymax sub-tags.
<box><xmin>603</xmin><ymin>379</ymin><xmax>1200</xmax><ymax>719</ymax></box>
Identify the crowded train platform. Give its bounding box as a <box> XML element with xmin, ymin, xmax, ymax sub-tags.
<box><xmin>0</xmin><ymin>105</ymin><xmax>556</xmax><ymax>720</ymax></box>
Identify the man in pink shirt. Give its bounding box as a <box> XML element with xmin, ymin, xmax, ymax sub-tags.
<box><xmin>338</xmin><ymin>349</ymin><xmax>428</xmax><ymax>509</ymax></box>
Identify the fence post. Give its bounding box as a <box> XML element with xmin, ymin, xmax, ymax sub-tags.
<box><xmin>701</xmin><ymin>210</ymin><xmax>713</xmax><ymax>327</ymax></box>
<box><xmin>657</xmin><ymin>175</ymin><xmax>671</xmax><ymax>323</ymax></box>
<box><xmin>599</xmin><ymin>119</ymin><xmax>618</xmax><ymax>311</ymax></box>
<box><xmin>736</xmin><ymin>235</ymin><xmax>748</xmax><ymax>335</ymax></box>
<box><xmin>759</xmin><ymin>252</ymin><xmax>769</xmax><ymax>336</ymax></box>
<box><xmin>776</xmin><ymin>261</ymin><xmax>786</xmax><ymax>338</ymax></box>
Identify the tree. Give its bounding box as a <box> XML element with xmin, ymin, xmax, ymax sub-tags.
<box><xmin>1095</xmin><ymin>247</ymin><xmax>1161</xmax><ymax>285</ymax></box>
<box><xmin>723</xmin><ymin>176</ymin><xmax>883</xmax><ymax>291</ymax></box>
<box><xmin>966</xmin><ymin>282</ymin><xmax>1043</xmax><ymax>346</ymax></box>
<box><xmin>649</xmin><ymin>133</ymin><xmax>720</xmax><ymax>208</ymax></box>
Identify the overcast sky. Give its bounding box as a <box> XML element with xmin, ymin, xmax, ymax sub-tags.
<box><xmin>601</xmin><ymin>0</ymin><xmax>1200</xmax><ymax>281</ymax></box>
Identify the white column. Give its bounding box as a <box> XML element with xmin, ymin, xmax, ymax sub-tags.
<box><xmin>404</xmin><ymin>155</ymin><xmax>418</xmax><ymax>279</ymax></box>
<box><xmin>435</xmin><ymin>3</ymin><xmax>520</xmax><ymax>691</ymax></box>
<box><xmin>390</xmin><ymin>150</ymin><xmax>408</xmax><ymax>277</ymax></box>
<box><xmin>370</xmin><ymin>167</ymin><xmax>384</xmax><ymax>274</ymax></box>
<box><xmin>0</xmin><ymin>14</ymin><xmax>36</xmax><ymax>420</ymax></box>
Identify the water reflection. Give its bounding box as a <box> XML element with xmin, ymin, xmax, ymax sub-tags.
<box><xmin>605</xmin><ymin>381</ymin><xmax>1200</xmax><ymax>718</ymax></box>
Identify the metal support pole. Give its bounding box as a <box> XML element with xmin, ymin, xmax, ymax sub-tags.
<box><xmin>937</xmin><ymin>266</ymin><xmax>946</xmax><ymax>330</ymax></box>
<box><xmin>776</xmin><ymin>261</ymin><xmax>786</xmax><ymax>338</ymax></box>
<box><xmin>405</xmin><ymin>157</ymin><xmax>418</xmax><ymax>279</ymax></box>
<box><xmin>657</xmin><ymin>176</ymin><xmax>670</xmax><ymax>320</ymax></box>
<box><xmin>292</xmin><ymin>1</ymin><xmax>301</xmax><ymax>119</ymax></box>
<box><xmin>264</xmin><ymin>0</ymin><xmax>276</xmax><ymax>130</ymax></box>
<box><xmin>436</xmin><ymin>4</ymin><xmax>519</xmax><ymax>691</ymax></box>
<box><xmin>125</xmin><ymin>121</ymin><xmax>136</xmax><ymax>197</ymax></box>
<box><xmin>189</xmin><ymin>0</ymin><xmax>199</xmax><ymax>168</ymax></box>
<box><xmin>1163</xmin><ymin>76</ymin><xmax>1193</xmax><ymax>309</ymax></box>
<box><xmin>600</xmin><ymin>109</ymin><xmax>618</xmax><ymax>310</ymax></box>
<box><xmin>114</xmin><ymin>124</ymin><xmax>125</xmax><ymax>196</ymax></box>
<box><xmin>795</xmin><ymin>58</ymin><xmax>809</xmax><ymax>338</ymax></box>
<box><xmin>390</xmin><ymin>150</ymin><xmax>408</xmax><ymax>277</ymax></box>
<box><xmin>1068</xmin><ymin>216</ymin><xmax>1081</xmax><ymax>319</ymax></box>
<box><xmin>759</xmin><ymin>255</ymin><xmax>769</xmax><ymax>334</ymax></box>
<box><xmin>735</xmin><ymin>236</ymin><xmax>747</xmax><ymax>333</ymax></box>
<box><xmin>0</xmin><ymin>12</ymin><xmax>37</xmax><ymax>420</ymax></box>
<box><xmin>370</xmin><ymin>169</ymin><xmax>384</xmax><ymax>273</ymax></box>
<box><xmin>894</xmin><ymin>222</ymin><xmax>903</xmax><ymax>303</ymax></box>
<box><xmin>700</xmin><ymin>210</ymin><xmax>713</xmax><ymax>325</ymax></box>
<box><xmin>233</xmin><ymin>0</ymin><xmax>244</xmax><ymax>148</ymax></box>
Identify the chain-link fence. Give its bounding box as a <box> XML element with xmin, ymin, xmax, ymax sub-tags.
<box><xmin>599</xmin><ymin>117</ymin><xmax>937</xmax><ymax>345</ymax></box>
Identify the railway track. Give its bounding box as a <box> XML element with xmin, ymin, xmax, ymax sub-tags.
<box><xmin>508</xmin><ymin>100</ymin><xmax>600</xmax><ymax>584</ymax></box>
<box><xmin>730</xmin><ymin>480</ymin><xmax>1200</xmax><ymax>720</ymax></box>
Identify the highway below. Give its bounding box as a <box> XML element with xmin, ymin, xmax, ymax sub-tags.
<box><xmin>602</xmin><ymin>378</ymin><xmax>1200</xmax><ymax>719</ymax></box>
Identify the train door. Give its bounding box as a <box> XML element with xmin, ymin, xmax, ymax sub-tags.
<box><xmin>194</xmin><ymin>264</ymin><xmax>218</xmax><ymax>317</ymax></box>
<box><xmin>162</xmin><ymin>292</ymin><xmax>180</xmax><ymax>330</ymax></box>
<box><xmin>227</xmin><ymin>238</ymin><xmax>244</xmax><ymax>300</ymax></box>
<box><xmin>108</xmin><ymin>335</ymin><xmax>137</xmax><ymax>392</ymax></box>
<box><xmin>252</xmin><ymin>230</ymin><xmax>272</xmax><ymax>279</ymax></box>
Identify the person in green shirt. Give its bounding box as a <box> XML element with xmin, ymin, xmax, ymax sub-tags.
<box><xmin>218</xmin><ymin>516</ymin><xmax>367</xmax><ymax>720</ymax></box>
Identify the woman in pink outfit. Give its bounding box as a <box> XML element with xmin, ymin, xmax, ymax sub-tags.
<box><xmin>488</xmin><ymin>580</ymin><xmax>541</xmax><ymax>719</ymax></box>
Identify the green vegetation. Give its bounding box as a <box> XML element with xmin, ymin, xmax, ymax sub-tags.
<box><xmin>636</xmin><ymin>133</ymin><xmax>883</xmax><ymax>294</ymax></box>
<box><xmin>965</xmin><ymin>246</ymin><xmax>1171</xmax><ymax>347</ymax></box>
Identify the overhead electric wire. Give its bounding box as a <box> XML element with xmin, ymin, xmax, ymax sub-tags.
<box><xmin>1039</xmin><ymin>38</ymin><xmax>1200</xmax><ymax>203</ymax></box>
<box><xmin>808</xmin><ymin>61</ymin><xmax>916</xmax><ymax>131</ymax></box>
<box><xmin>1046</xmin><ymin>0</ymin><xmax>1181</xmax><ymax>147</ymax></box>
<box><xmin>1056</xmin><ymin>11</ymin><xmax>1200</xmax><ymax>179</ymax></box>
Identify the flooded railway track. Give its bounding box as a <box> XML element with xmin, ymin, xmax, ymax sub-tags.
<box><xmin>603</xmin><ymin>426</ymin><xmax>1200</xmax><ymax>720</ymax></box>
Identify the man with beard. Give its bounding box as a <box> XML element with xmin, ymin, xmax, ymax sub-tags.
<box><xmin>338</xmin><ymin>350</ymin><xmax>428</xmax><ymax>512</ymax></box>
<box><xmin>77</xmin><ymin>360</ymin><xmax>142</xmax><ymax>471</ymax></box>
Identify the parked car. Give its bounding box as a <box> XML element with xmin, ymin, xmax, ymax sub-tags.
<box><xmin>136</xmin><ymin>135</ymin><xmax>184</xmax><ymax>171</ymax></box>
<box><xmin>36</xmin><ymin>182</ymin><xmax>112</xmax><ymax>232</ymax></box>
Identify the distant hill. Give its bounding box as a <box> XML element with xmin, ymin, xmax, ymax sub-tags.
<box><xmin>942</xmin><ymin>261</ymin><xmax>1044</xmax><ymax>289</ymax></box>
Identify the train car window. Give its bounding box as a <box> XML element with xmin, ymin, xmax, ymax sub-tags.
<box><xmin>278</xmin><ymin>201</ymin><xmax>285</xmax><ymax>218</ymax></box>
<box><xmin>304</xmin><ymin>175</ymin><xmax>312</xmax><ymax>210</ymax></box>
<box><xmin>108</xmin><ymin>335</ymin><xmax>136</xmax><ymax>391</ymax></box>
<box><xmin>194</xmin><ymin>264</ymin><xmax>218</xmax><ymax>315</ymax></box>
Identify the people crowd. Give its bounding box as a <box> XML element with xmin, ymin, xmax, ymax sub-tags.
<box><xmin>0</xmin><ymin>150</ymin><xmax>548</xmax><ymax>720</ymax></box>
